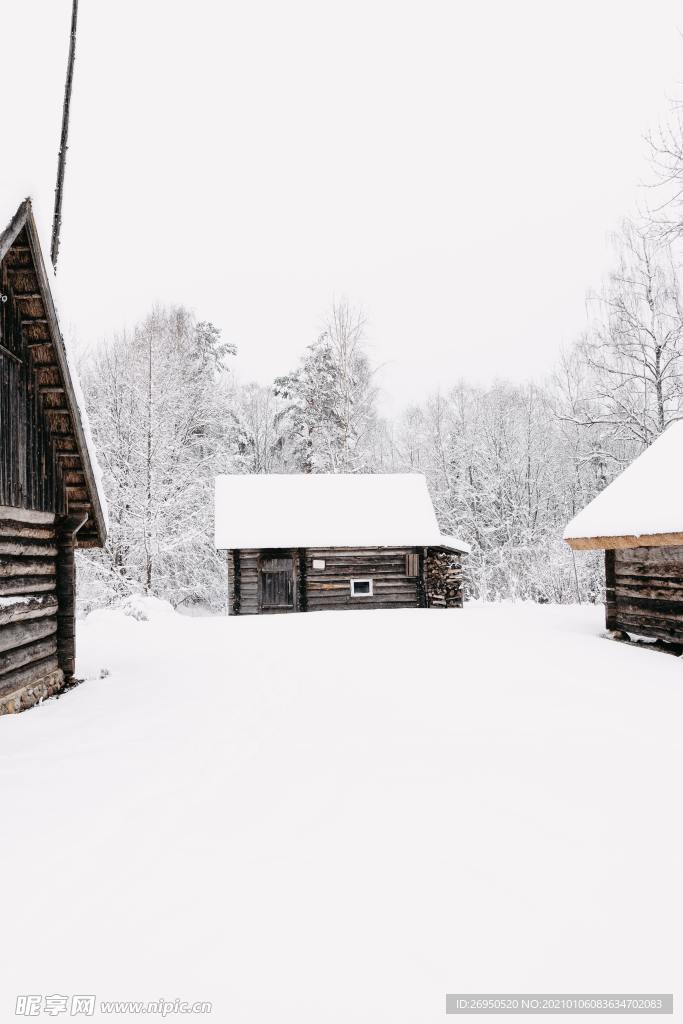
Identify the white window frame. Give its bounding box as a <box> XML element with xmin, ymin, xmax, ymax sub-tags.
<box><xmin>350</xmin><ymin>578</ymin><xmax>373</xmax><ymax>597</ymax></box>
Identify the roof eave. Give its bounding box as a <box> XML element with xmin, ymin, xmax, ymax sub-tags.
<box><xmin>565</xmin><ymin>531</ymin><xmax>683</xmax><ymax>551</ymax></box>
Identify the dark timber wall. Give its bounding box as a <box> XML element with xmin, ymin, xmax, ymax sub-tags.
<box><xmin>305</xmin><ymin>547</ymin><xmax>422</xmax><ymax>611</ymax></box>
<box><xmin>606</xmin><ymin>545</ymin><xmax>683</xmax><ymax>644</ymax></box>
<box><xmin>228</xmin><ymin>547</ymin><xmax>425</xmax><ymax>613</ymax></box>
<box><xmin>0</xmin><ymin>508</ymin><xmax>63</xmax><ymax>710</ymax></box>
<box><xmin>226</xmin><ymin>545</ymin><xmax>464</xmax><ymax>614</ymax></box>
<box><xmin>0</xmin><ymin>238</ymin><xmax>67</xmax><ymax>709</ymax></box>
<box><xmin>0</xmin><ymin>211</ymin><xmax>102</xmax><ymax>713</ymax></box>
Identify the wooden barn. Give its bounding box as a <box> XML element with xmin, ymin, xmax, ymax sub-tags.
<box><xmin>0</xmin><ymin>198</ymin><xmax>107</xmax><ymax>712</ymax></box>
<box><xmin>564</xmin><ymin>422</ymin><xmax>683</xmax><ymax>646</ymax></box>
<box><xmin>215</xmin><ymin>473</ymin><xmax>469</xmax><ymax>614</ymax></box>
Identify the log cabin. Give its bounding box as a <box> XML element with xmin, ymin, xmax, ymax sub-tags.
<box><xmin>215</xmin><ymin>473</ymin><xmax>469</xmax><ymax>614</ymax></box>
<box><xmin>0</xmin><ymin>198</ymin><xmax>107</xmax><ymax>712</ymax></box>
<box><xmin>564</xmin><ymin>421</ymin><xmax>683</xmax><ymax>646</ymax></box>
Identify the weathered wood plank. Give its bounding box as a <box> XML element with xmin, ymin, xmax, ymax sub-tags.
<box><xmin>615</xmin><ymin>583</ymin><xmax>683</xmax><ymax>601</ymax></box>
<box><xmin>0</xmin><ymin>614</ymin><xmax>57</xmax><ymax>653</ymax></box>
<box><xmin>0</xmin><ymin>521</ymin><xmax>56</xmax><ymax>541</ymax></box>
<box><xmin>0</xmin><ymin>506</ymin><xmax>55</xmax><ymax>525</ymax></box>
<box><xmin>616</xmin><ymin>544</ymin><xmax>683</xmax><ymax>565</ymax></box>
<box><xmin>0</xmin><ymin>636</ymin><xmax>58</xmax><ymax>675</ymax></box>
<box><xmin>0</xmin><ymin>576</ymin><xmax>56</xmax><ymax>596</ymax></box>
<box><xmin>0</xmin><ymin>656</ymin><xmax>61</xmax><ymax>699</ymax></box>
<box><xmin>306</xmin><ymin>601</ymin><xmax>421</xmax><ymax>612</ymax></box>
<box><xmin>0</xmin><ymin>557</ymin><xmax>57</xmax><ymax>578</ymax></box>
<box><xmin>614</xmin><ymin>613</ymin><xmax>683</xmax><ymax>644</ymax></box>
<box><xmin>0</xmin><ymin>540</ymin><xmax>58</xmax><ymax>557</ymax></box>
<box><xmin>0</xmin><ymin>594</ymin><xmax>58</xmax><ymax>626</ymax></box>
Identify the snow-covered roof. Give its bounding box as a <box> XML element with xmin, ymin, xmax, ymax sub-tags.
<box><xmin>0</xmin><ymin>197</ymin><xmax>108</xmax><ymax>543</ymax></box>
<box><xmin>215</xmin><ymin>473</ymin><xmax>470</xmax><ymax>553</ymax></box>
<box><xmin>564</xmin><ymin>420</ymin><xmax>683</xmax><ymax>549</ymax></box>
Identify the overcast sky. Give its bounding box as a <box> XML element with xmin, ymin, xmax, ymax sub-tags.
<box><xmin>3</xmin><ymin>1</ymin><xmax>683</xmax><ymax>411</ymax></box>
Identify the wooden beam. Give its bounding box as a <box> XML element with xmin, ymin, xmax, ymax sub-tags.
<box><xmin>0</xmin><ymin>617</ymin><xmax>57</xmax><ymax>655</ymax></box>
<box><xmin>566</xmin><ymin>532</ymin><xmax>683</xmax><ymax>551</ymax></box>
<box><xmin>39</xmin><ymin>385</ymin><xmax>65</xmax><ymax>394</ymax></box>
<box><xmin>0</xmin><ymin>342</ymin><xmax>22</xmax><ymax>365</ymax></box>
<box><xmin>6</xmin><ymin>267</ymin><xmax>36</xmax><ymax>277</ymax></box>
<box><xmin>0</xmin><ymin>637</ymin><xmax>59</xmax><ymax>677</ymax></box>
<box><xmin>0</xmin><ymin>595</ymin><xmax>58</xmax><ymax>628</ymax></box>
<box><xmin>0</xmin><ymin>506</ymin><xmax>55</xmax><ymax>525</ymax></box>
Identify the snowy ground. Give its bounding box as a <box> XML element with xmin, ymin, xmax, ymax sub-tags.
<box><xmin>1</xmin><ymin>602</ymin><xmax>681</xmax><ymax>1022</ymax></box>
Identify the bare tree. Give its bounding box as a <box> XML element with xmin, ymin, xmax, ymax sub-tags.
<box><xmin>567</xmin><ymin>221</ymin><xmax>683</xmax><ymax>450</ymax></box>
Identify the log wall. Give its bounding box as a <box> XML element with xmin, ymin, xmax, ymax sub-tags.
<box><xmin>0</xmin><ymin>507</ymin><xmax>63</xmax><ymax>712</ymax></box>
<box><xmin>305</xmin><ymin>547</ymin><xmax>421</xmax><ymax>611</ymax></box>
<box><xmin>608</xmin><ymin>545</ymin><xmax>683</xmax><ymax>644</ymax></box>
<box><xmin>0</xmin><ymin>230</ymin><xmax>91</xmax><ymax>710</ymax></box>
<box><xmin>226</xmin><ymin>546</ymin><xmax>427</xmax><ymax>614</ymax></box>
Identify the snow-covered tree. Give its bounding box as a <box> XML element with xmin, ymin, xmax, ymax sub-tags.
<box><xmin>389</xmin><ymin>382</ymin><xmax>603</xmax><ymax>604</ymax></box>
<box><xmin>573</xmin><ymin>222</ymin><xmax>683</xmax><ymax>450</ymax></box>
<box><xmin>274</xmin><ymin>300</ymin><xmax>378</xmax><ymax>472</ymax></box>
<box><xmin>78</xmin><ymin>305</ymin><xmax>233</xmax><ymax>610</ymax></box>
<box><xmin>222</xmin><ymin>381</ymin><xmax>288</xmax><ymax>475</ymax></box>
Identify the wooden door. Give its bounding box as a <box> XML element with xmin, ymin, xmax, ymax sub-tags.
<box><xmin>259</xmin><ymin>556</ymin><xmax>295</xmax><ymax>611</ymax></box>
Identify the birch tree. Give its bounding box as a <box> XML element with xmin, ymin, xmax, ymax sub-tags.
<box><xmin>569</xmin><ymin>222</ymin><xmax>683</xmax><ymax>450</ymax></box>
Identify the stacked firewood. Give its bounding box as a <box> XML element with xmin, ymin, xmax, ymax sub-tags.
<box><xmin>424</xmin><ymin>549</ymin><xmax>464</xmax><ymax>608</ymax></box>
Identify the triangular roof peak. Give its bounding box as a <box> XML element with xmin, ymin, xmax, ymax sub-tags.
<box><xmin>0</xmin><ymin>196</ymin><xmax>107</xmax><ymax>545</ymax></box>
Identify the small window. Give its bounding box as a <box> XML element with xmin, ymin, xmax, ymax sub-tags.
<box><xmin>351</xmin><ymin>578</ymin><xmax>373</xmax><ymax>596</ymax></box>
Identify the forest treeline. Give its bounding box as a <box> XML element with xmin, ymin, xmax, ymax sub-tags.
<box><xmin>77</xmin><ymin>114</ymin><xmax>683</xmax><ymax>610</ymax></box>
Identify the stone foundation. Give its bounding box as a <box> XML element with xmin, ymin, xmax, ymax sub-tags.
<box><xmin>0</xmin><ymin>668</ymin><xmax>65</xmax><ymax>715</ymax></box>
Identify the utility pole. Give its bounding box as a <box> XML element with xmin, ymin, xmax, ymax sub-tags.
<box><xmin>51</xmin><ymin>0</ymin><xmax>79</xmax><ymax>271</ymax></box>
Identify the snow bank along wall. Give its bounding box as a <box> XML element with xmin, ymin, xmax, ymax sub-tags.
<box><xmin>226</xmin><ymin>546</ymin><xmax>465</xmax><ymax>614</ymax></box>
<box><xmin>0</xmin><ymin>200</ymin><xmax>106</xmax><ymax>713</ymax></box>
